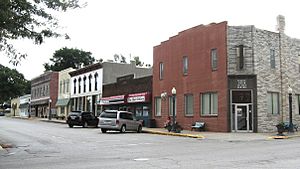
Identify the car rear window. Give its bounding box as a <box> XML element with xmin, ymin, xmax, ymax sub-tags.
<box><xmin>100</xmin><ymin>112</ymin><xmax>117</xmax><ymax>118</ymax></box>
<box><xmin>69</xmin><ymin>111</ymin><xmax>81</xmax><ymax>115</ymax></box>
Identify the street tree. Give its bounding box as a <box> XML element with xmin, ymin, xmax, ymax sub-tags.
<box><xmin>0</xmin><ymin>64</ymin><xmax>30</xmax><ymax>103</ymax></box>
<box><xmin>113</xmin><ymin>54</ymin><xmax>127</xmax><ymax>63</ymax></box>
<box><xmin>44</xmin><ymin>47</ymin><xmax>96</xmax><ymax>71</ymax></box>
<box><xmin>0</xmin><ymin>0</ymin><xmax>82</xmax><ymax>65</ymax></box>
<box><xmin>133</xmin><ymin>56</ymin><xmax>144</xmax><ymax>66</ymax></box>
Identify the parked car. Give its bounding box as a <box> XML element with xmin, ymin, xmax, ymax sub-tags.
<box><xmin>98</xmin><ymin>110</ymin><xmax>143</xmax><ymax>133</ymax></box>
<box><xmin>66</xmin><ymin>111</ymin><xmax>99</xmax><ymax>128</ymax></box>
<box><xmin>0</xmin><ymin>112</ymin><xmax>4</xmax><ymax>116</ymax></box>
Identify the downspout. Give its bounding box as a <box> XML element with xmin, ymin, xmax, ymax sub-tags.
<box><xmin>279</xmin><ymin>32</ymin><xmax>284</xmax><ymax>123</ymax></box>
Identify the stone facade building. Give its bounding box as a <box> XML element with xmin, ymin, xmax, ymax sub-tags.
<box><xmin>153</xmin><ymin>18</ymin><xmax>300</xmax><ymax>132</ymax></box>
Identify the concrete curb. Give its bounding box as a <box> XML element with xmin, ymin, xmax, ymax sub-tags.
<box><xmin>142</xmin><ymin>129</ymin><xmax>205</xmax><ymax>139</ymax></box>
<box><xmin>40</xmin><ymin>119</ymin><xmax>66</xmax><ymax>124</ymax></box>
<box><xmin>268</xmin><ymin>134</ymin><xmax>300</xmax><ymax>139</ymax></box>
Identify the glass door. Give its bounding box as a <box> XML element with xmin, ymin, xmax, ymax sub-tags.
<box><xmin>235</xmin><ymin>104</ymin><xmax>252</xmax><ymax>132</ymax></box>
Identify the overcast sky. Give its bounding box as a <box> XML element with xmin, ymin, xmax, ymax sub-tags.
<box><xmin>1</xmin><ymin>0</ymin><xmax>300</xmax><ymax>80</ymax></box>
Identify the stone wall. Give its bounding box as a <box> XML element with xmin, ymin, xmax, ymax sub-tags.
<box><xmin>228</xmin><ymin>26</ymin><xmax>300</xmax><ymax>132</ymax></box>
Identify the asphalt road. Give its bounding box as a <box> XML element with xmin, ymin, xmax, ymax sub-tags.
<box><xmin>1</xmin><ymin>117</ymin><xmax>300</xmax><ymax>169</ymax></box>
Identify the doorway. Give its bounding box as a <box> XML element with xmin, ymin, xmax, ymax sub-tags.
<box><xmin>231</xmin><ymin>90</ymin><xmax>253</xmax><ymax>132</ymax></box>
<box><xmin>234</xmin><ymin>104</ymin><xmax>252</xmax><ymax>132</ymax></box>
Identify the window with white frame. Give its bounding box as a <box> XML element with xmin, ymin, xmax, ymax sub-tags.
<box><xmin>88</xmin><ymin>74</ymin><xmax>92</xmax><ymax>92</ymax></box>
<box><xmin>94</xmin><ymin>73</ymin><xmax>98</xmax><ymax>91</ymax></box>
<box><xmin>78</xmin><ymin>77</ymin><xmax>81</xmax><ymax>93</ymax></box>
<box><xmin>267</xmin><ymin>92</ymin><xmax>279</xmax><ymax>114</ymax></box>
<box><xmin>211</xmin><ymin>48</ymin><xmax>217</xmax><ymax>71</ymax></box>
<box><xmin>183</xmin><ymin>56</ymin><xmax>188</xmax><ymax>75</ymax></box>
<box><xmin>184</xmin><ymin>94</ymin><xmax>194</xmax><ymax>116</ymax></box>
<box><xmin>155</xmin><ymin>97</ymin><xmax>162</xmax><ymax>116</ymax></box>
<box><xmin>83</xmin><ymin>76</ymin><xmax>86</xmax><ymax>93</ymax></box>
<box><xmin>159</xmin><ymin>62</ymin><xmax>164</xmax><ymax>80</ymax></box>
<box><xmin>201</xmin><ymin>92</ymin><xmax>218</xmax><ymax>115</ymax></box>
<box><xmin>270</xmin><ymin>49</ymin><xmax>275</xmax><ymax>69</ymax></box>
<box><xmin>169</xmin><ymin>96</ymin><xmax>177</xmax><ymax>116</ymax></box>
<box><xmin>73</xmin><ymin>79</ymin><xmax>77</xmax><ymax>94</ymax></box>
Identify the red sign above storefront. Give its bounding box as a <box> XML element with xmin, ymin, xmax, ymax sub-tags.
<box><xmin>98</xmin><ymin>92</ymin><xmax>151</xmax><ymax>105</ymax></box>
<box><xmin>99</xmin><ymin>95</ymin><xmax>125</xmax><ymax>105</ymax></box>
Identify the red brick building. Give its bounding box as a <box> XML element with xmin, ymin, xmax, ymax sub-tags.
<box><xmin>153</xmin><ymin>22</ymin><xmax>229</xmax><ymax>132</ymax></box>
<box><xmin>30</xmin><ymin>71</ymin><xmax>59</xmax><ymax>118</ymax></box>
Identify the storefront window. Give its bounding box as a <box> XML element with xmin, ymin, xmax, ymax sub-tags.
<box><xmin>143</xmin><ymin>106</ymin><xmax>149</xmax><ymax>117</ymax></box>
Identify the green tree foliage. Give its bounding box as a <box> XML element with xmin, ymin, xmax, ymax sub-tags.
<box><xmin>113</xmin><ymin>54</ymin><xmax>127</xmax><ymax>63</ymax></box>
<box><xmin>0</xmin><ymin>0</ymin><xmax>81</xmax><ymax>65</ymax></box>
<box><xmin>44</xmin><ymin>47</ymin><xmax>96</xmax><ymax>71</ymax></box>
<box><xmin>0</xmin><ymin>64</ymin><xmax>30</xmax><ymax>103</ymax></box>
<box><xmin>133</xmin><ymin>56</ymin><xmax>144</xmax><ymax>66</ymax></box>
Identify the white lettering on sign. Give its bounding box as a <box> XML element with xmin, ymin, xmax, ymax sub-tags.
<box><xmin>127</xmin><ymin>96</ymin><xmax>145</xmax><ymax>103</ymax></box>
<box><xmin>237</xmin><ymin>79</ymin><xmax>247</xmax><ymax>89</ymax></box>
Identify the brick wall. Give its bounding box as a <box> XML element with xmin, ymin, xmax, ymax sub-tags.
<box><xmin>153</xmin><ymin>22</ymin><xmax>229</xmax><ymax>132</ymax></box>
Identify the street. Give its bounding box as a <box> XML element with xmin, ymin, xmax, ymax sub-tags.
<box><xmin>1</xmin><ymin>117</ymin><xmax>300</xmax><ymax>169</ymax></box>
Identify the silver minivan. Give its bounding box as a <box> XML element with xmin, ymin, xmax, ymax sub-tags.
<box><xmin>98</xmin><ymin>110</ymin><xmax>143</xmax><ymax>133</ymax></box>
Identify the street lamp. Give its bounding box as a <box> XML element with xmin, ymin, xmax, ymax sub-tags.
<box><xmin>49</xmin><ymin>99</ymin><xmax>52</xmax><ymax>120</ymax></box>
<box><xmin>171</xmin><ymin>87</ymin><xmax>177</xmax><ymax>132</ymax></box>
<box><xmin>288</xmin><ymin>86</ymin><xmax>294</xmax><ymax>133</ymax></box>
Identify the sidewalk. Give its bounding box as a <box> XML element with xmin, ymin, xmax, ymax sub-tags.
<box><xmin>9</xmin><ymin>116</ymin><xmax>300</xmax><ymax>141</ymax></box>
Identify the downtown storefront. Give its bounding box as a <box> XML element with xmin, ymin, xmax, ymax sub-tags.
<box><xmin>99</xmin><ymin>92</ymin><xmax>152</xmax><ymax>127</ymax></box>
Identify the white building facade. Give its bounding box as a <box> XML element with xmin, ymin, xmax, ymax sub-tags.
<box><xmin>70</xmin><ymin>63</ymin><xmax>103</xmax><ymax>115</ymax></box>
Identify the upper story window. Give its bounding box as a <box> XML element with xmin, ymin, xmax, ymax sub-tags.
<box><xmin>270</xmin><ymin>49</ymin><xmax>276</xmax><ymax>69</ymax></box>
<box><xmin>73</xmin><ymin>79</ymin><xmax>77</xmax><ymax>94</ymax></box>
<box><xmin>94</xmin><ymin>73</ymin><xmax>98</xmax><ymax>91</ymax></box>
<box><xmin>63</xmin><ymin>80</ymin><xmax>66</xmax><ymax>94</ymax></box>
<box><xmin>78</xmin><ymin>77</ymin><xmax>82</xmax><ymax>94</ymax></box>
<box><xmin>201</xmin><ymin>92</ymin><xmax>218</xmax><ymax>115</ymax></box>
<box><xmin>59</xmin><ymin>81</ymin><xmax>62</xmax><ymax>94</ymax></box>
<box><xmin>66</xmin><ymin>80</ymin><xmax>69</xmax><ymax>93</ymax></box>
<box><xmin>267</xmin><ymin>92</ymin><xmax>279</xmax><ymax>115</ymax></box>
<box><xmin>83</xmin><ymin>76</ymin><xmax>87</xmax><ymax>93</ymax></box>
<box><xmin>183</xmin><ymin>56</ymin><xmax>188</xmax><ymax>75</ymax></box>
<box><xmin>211</xmin><ymin>48</ymin><xmax>218</xmax><ymax>71</ymax></box>
<box><xmin>88</xmin><ymin>74</ymin><xmax>92</xmax><ymax>92</ymax></box>
<box><xmin>237</xmin><ymin>45</ymin><xmax>244</xmax><ymax>70</ymax></box>
<box><xmin>159</xmin><ymin>62</ymin><xmax>164</xmax><ymax>80</ymax></box>
<box><xmin>46</xmin><ymin>85</ymin><xmax>49</xmax><ymax>96</ymax></box>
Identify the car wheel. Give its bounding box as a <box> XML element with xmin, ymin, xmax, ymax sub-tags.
<box><xmin>68</xmin><ymin>124</ymin><xmax>73</xmax><ymax>128</ymax></box>
<box><xmin>83</xmin><ymin>122</ymin><xmax>88</xmax><ymax>128</ymax></box>
<box><xmin>120</xmin><ymin>125</ymin><xmax>126</xmax><ymax>133</ymax></box>
<box><xmin>101</xmin><ymin>129</ymin><xmax>107</xmax><ymax>133</ymax></box>
<box><xmin>137</xmin><ymin>125</ymin><xmax>142</xmax><ymax>133</ymax></box>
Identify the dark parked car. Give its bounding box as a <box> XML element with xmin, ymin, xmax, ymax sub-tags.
<box><xmin>66</xmin><ymin>111</ymin><xmax>99</xmax><ymax>128</ymax></box>
<box><xmin>0</xmin><ymin>112</ymin><xmax>4</xmax><ymax>116</ymax></box>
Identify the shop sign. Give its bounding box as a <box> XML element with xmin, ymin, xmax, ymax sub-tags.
<box><xmin>127</xmin><ymin>92</ymin><xmax>150</xmax><ymax>103</ymax></box>
<box><xmin>99</xmin><ymin>95</ymin><xmax>125</xmax><ymax>105</ymax></box>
